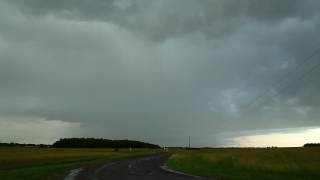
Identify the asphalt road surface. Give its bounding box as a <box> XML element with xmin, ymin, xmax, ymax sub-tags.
<box><xmin>63</xmin><ymin>153</ymin><xmax>214</xmax><ymax>180</ymax></box>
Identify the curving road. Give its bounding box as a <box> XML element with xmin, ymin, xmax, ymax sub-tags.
<box><xmin>63</xmin><ymin>153</ymin><xmax>214</xmax><ymax>180</ymax></box>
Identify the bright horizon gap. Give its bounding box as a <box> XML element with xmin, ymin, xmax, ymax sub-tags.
<box><xmin>231</xmin><ymin>126</ymin><xmax>320</xmax><ymax>147</ymax></box>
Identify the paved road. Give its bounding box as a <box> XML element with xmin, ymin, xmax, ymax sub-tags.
<box><xmin>64</xmin><ymin>154</ymin><xmax>213</xmax><ymax>180</ymax></box>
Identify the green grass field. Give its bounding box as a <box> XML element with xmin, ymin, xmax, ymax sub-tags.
<box><xmin>0</xmin><ymin>147</ymin><xmax>156</xmax><ymax>180</ymax></box>
<box><xmin>167</xmin><ymin>148</ymin><xmax>320</xmax><ymax>180</ymax></box>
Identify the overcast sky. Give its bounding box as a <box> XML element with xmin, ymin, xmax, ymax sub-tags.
<box><xmin>1</xmin><ymin>0</ymin><xmax>320</xmax><ymax>147</ymax></box>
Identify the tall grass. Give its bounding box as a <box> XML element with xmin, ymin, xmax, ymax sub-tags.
<box><xmin>167</xmin><ymin>148</ymin><xmax>320</xmax><ymax>180</ymax></box>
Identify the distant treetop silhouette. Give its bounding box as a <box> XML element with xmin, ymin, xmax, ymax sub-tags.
<box><xmin>303</xmin><ymin>143</ymin><xmax>320</xmax><ymax>147</ymax></box>
<box><xmin>52</xmin><ymin>138</ymin><xmax>160</xmax><ymax>148</ymax></box>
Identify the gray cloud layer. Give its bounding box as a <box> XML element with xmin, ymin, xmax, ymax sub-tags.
<box><xmin>1</xmin><ymin>0</ymin><xmax>320</xmax><ymax>146</ymax></box>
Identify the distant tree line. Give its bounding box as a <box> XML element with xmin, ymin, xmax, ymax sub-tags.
<box><xmin>303</xmin><ymin>143</ymin><xmax>320</xmax><ymax>147</ymax></box>
<box><xmin>0</xmin><ymin>142</ymin><xmax>50</xmax><ymax>148</ymax></box>
<box><xmin>52</xmin><ymin>138</ymin><xmax>160</xmax><ymax>148</ymax></box>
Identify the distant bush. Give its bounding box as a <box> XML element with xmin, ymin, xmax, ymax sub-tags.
<box><xmin>52</xmin><ymin>138</ymin><xmax>160</xmax><ymax>148</ymax></box>
<box><xmin>303</xmin><ymin>143</ymin><xmax>320</xmax><ymax>147</ymax></box>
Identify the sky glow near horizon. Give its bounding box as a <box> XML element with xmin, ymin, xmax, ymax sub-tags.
<box><xmin>231</xmin><ymin>127</ymin><xmax>320</xmax><ymax>147</ymax></box>
<box><xmin>0</xmin><ymin>0</ymin><xmax>320</xmax><ymax>147</ymax></box>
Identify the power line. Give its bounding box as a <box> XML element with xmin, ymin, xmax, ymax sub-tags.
<box><xmin>252</xmin><ymin>47</ymin><xmax>320</xmax><ymax>106</ymax></box>
<box><xmin>244</xmin><ymin>46</ymin><xmax>320</xmax><ymax>115</ymax></box>
<box><xmin>267</xmin><ymin>58</ymin><xmax>320</xmax><ymax>101</ymax></box>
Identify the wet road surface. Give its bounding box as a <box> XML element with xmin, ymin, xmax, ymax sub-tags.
<box><xmin>64</xmin><ymin>153</ymin><xmax>214</xmax><ymax>180</ymax></box>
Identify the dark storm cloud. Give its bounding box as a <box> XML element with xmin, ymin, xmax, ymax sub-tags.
<box><xmin>1</xmin><ymin>0</ymin><xmax>320</xmax><ymax>146</ymax></box>
<box><xmin>7</xmin><ymin>0</ymin><xmax>320</xmax><ymax>41</ymax></box>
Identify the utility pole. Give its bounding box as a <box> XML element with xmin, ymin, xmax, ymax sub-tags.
<box><xmin>188</xmin><ymin>136</ymin><xmax>191</xmax><ymax>149</ymax></box>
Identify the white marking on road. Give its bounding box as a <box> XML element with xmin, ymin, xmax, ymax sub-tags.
<box><xmin>64</xmin><ymin>168</ymin><xmax>83</xmax><ymax>180</ymax></box>
<box><xmin>95</xmin><ymin>162</ymin><xmax>116</xmax><ymax>175</ymax></box>
<box><xmin>160</xmin><ymin>165</ymin><xmax>214</xmax><ymax>179</ymax></box>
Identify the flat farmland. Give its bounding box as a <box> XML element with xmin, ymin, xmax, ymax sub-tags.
<box><xmin>0</xmin><ymin>147</ymin><xmax>155</xmax><ymax>180</ymax></box>
<box><xmin>167</xmin><ymin>148</ymin><xmax>320</xmax><ymax>180</ymax></box>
